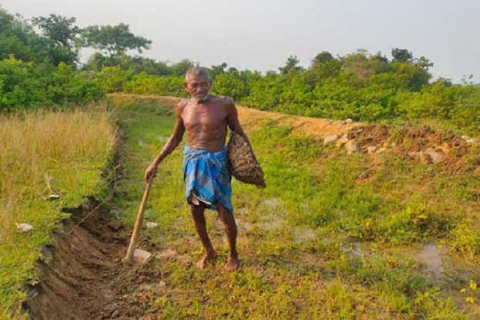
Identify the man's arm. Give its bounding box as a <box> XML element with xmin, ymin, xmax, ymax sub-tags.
<box><xmin>144</xmin><ymin>101</ymin><xmax>186</xmax><ymax>181</ymax></box>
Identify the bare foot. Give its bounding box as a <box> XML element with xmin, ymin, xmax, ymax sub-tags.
<box><xmin>225</xmin><ymin>255</ymin><xmax>240</xmax><ymax>272</ymax></box>
<box><xmin>196</xmin><ymin>250</ymin><xmax>217</xmax><ymax>269</ymax></box>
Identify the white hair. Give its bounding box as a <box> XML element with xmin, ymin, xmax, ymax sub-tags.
<box><xmin>185</xmin><ymin>67</ymin><xmax>210</xmax><ymax>81</ymax></box>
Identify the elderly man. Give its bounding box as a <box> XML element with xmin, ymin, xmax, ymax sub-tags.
<box><xmin>144</xmin><ymin>67</ymin><xmax>252</xmax><ymax>271</ymax></box>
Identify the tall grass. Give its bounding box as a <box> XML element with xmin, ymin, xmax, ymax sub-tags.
<box><xmin>0</xmin><ymin>106</ymin><xmax>116</xmax><ymax>319</ymax></box>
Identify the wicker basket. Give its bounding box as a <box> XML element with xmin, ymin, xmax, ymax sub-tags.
<box><xmin>227</xmin><ymin>131</ymin><xmax>266</xmax><ymax>188</ymax></box>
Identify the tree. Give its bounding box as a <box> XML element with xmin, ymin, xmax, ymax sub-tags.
<box><xmin>0</xmin><ymin>8</ymin><xmax>50</xmax><ymax>63</ymax></box>
<box><xmin>212</xmin><ymin>68</ymin><xmax>251</xmax><ymax>101</ymax></box>
<box><xmin>373</xmin><ymin>51</ymin><xmax>389</xmax><ymax>64</ymax></box>
<box><xmin>391</xmin><ymin>48</ymin><xmax>413</xmax><ymax>62</ymax></box>
<box><xmin>128</xmin><ymin>56</ymin><xmax>171</xmax><ymax>75</ymax></box>
<box><xmin>343</xmin><ymin>50</ymin><xmax>389</xmax><ymax>79</ymax></box>
<box><xmin>170</xmin><ymin>59</ymin><xmax>195</xmax><ymax>76</ymax></box>
<box><xmin>32</xmin><ymin>14</ymin><xmax>81</xmax><ymax>65</ymax></box>
<box><xmin>311</xmin><ymin>51</ymin><xmax>334</xmax><ymax>66</ymax></box>
<box><xmin>279</xmin><ymin>55</ymin><xmax>304</xmax><ymax>75</ymax></box>
<box><xmin>305</xmin><ymin>51</ymin><xmax>342</xmax><ymax>85</ymax></box>
<box><xmin>210</xmin><ymin>62</ymin><xmax>228</xmax><ymax>80</ymax></box>
<box><xmin>81</xmin><ymin>23</ymin><xmax>152</xmax><ymax>57</ymax></box>
<box><xmin>415</xmin><ymin>56</ymin><xmax>434</xmax><ymax>71</ymax></box>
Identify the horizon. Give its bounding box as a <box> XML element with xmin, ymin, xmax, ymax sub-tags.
<box><xmin>2</xmin><ymin>0</ymin><xmax>480</xmax><ymax>83</ymax></box>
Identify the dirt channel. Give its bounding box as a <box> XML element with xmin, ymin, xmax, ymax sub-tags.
<box><xmin>22</xmin><ymin>131</ymin><xmax>163</xmax><ymax>320</ymax></box>
<box><xmin>22</xmin><ymin>199</ymin><xmax>163</xmax><ymax>320</ymax></box>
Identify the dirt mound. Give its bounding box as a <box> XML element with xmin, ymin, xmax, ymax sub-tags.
<box><xmin>23</xmin><ymin>199</ymin><xmax>162</xmax><ymax>320</ymax></box>
<box><xmin>347</xmin><ymin>124</ymin><xmax>476</xmax><ymax>169</ymax></box>
<box><xmin>347</xmin><ymin>124</ymin><xmax>390</xmax><ymax>148</ymax></box>
<box><xmin>107</xmin><ymin>93</ymin><xmax>478</xmax><ymax>169</ymax></box>
<box><xmin>237</xmin><ymin>107</ymin><xmax>360</xmax><ymax>136</ymax></box>
<box><xmin>350</xmin><ymin>125</ymin><xmax>468</xmax><ymax>153</ymax></box>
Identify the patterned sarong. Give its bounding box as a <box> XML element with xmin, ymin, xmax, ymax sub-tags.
<box><xmin>183</xmin><ymin>144</ymin><xmax>233</xmax><ymax>213</ymax></box>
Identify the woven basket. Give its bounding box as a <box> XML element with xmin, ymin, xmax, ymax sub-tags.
<box><xmin>227</xmin><ymin>131</ymin><xmax>266</xmax><ymax>188</ymax></box>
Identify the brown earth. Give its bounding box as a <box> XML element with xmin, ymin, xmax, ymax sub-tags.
<box><xmin>23</xmin><ymin>199</ymin><xmax>163</xmax><ymax>320</ymax></box>
<box><xmin>107</xmin><ymin>93</ymin><xmax>360</xmax><ymax>136</ymax></box>
<box><xmin>108</xmin><ymin>94</ymin><xmax>477</xmax><ymax>170</ymax></box>
<box><xmin>22</xmin><ymin>124</ymin><xmax>163</xmax><ymax>320</ymax></box>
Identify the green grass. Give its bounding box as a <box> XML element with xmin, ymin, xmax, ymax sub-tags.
<box><xmin>111</xmin><ymin>97</ymin><xmax>480</xmax><ymax>319</ymax></box>
<box><xmin>0</xmin><ymin>108</ymin><xmax>116</xmax><ymax>320</ymax></box>
<box><xmin>2</xmin><ymin>95</ymin><xmax>478</xmax><ymax>319</ymax></box>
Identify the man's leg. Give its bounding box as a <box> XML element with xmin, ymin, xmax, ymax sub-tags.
<box><xmin>190</xmin><ymin>198</ymin><xmax>216</xmax><ymax>268</ymax></box>
<box><xmin>216</xmin><ymin>203</ymin><xmax>239</xmax><ymax>271</ymax></box>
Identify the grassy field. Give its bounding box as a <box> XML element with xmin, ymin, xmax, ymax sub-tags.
<box><xmin>2</xmin><ymin>94</ymin><xmax>479</xmax><ymax>319</ymax></box>
<box><xmin>109</xmin><ymin>95</ymin><xmax>480</xmax><ymax>319</ymax></box>
<box><xmin>0</xmin><ymin>107</ymin><xmax>116</xmax><ymax>319</ymax></box>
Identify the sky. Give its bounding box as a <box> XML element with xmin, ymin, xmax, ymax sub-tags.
<box><xmin>2</xmin><ymin>0</ymin><xmax>480</xmax><ymax>82</ymax></box>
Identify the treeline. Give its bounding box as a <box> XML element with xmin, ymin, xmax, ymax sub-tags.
<box><xmin>99</xmin><ymin>50</ymin><xmax>480</xmax><ymax>134</ymax></box>
<box><xmin>0</xmin><ymin>7</ymin><xmax>195</xmax><ymax>109</ymax></box>
<box><xmin>221</xmin><ymin>52</ymin><xmax>480</xmax><ymax>133</ymax></box>
<box><xmin>1</xmin><ymin>7</ymin><xmax>479</xmax><ymax>134</ymax></box>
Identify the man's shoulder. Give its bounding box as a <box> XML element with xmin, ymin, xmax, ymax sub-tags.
<box><xmin>175</xmin><ymin>99</ymin><xmax>189</xmax><ymax>116</ymax></box>
<box><xmin>177</xmin><ymin>99</ymin><xmax>190</xmax><ymax>107</ymax></box>
<box><xmin>218</xmin><ymin>95</ymin><xmax>234</xmax><ymax>103</ymax></box>
<box><xmin>211</xmin><ymin>95</ymin><xmax>234</xmax><ymax>108</ymax></box>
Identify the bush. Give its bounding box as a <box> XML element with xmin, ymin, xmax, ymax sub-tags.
<box><xmin>0</xmin><ymin>56</ymin><xmax>49</xmax><ymax>110</ymax></box>
<box><xmin>87</xmin><ymin>48</ymin><xmax>480</xmax><ymax>136</ymax></box>
<box><xmin>94</xmin><ymin>66</ymin><xmax>132</xmax><ymax>93</ymax></box>
<box><xmin>123</xmin><ymin>74</ymin><xmax>186</xmax><ymax>97</ymax></box>
<box><xmin>0</xmin><ymin>57</ymin><xmax>103</xmax><ymax>111</ymax></box>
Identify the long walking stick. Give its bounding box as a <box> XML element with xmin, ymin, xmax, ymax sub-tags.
<box><xmin>123</xmin><ymin>175</ymin><xmax>155</xmax><ymax>263</ymax></box>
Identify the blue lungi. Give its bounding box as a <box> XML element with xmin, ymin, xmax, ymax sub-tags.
<box><xmin>183</xmin><ymin>144</ymin><xmax>233</xmax><ymax>213</ymax></box>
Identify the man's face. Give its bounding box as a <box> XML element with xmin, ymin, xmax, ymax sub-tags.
<box><xmin>184</xmin><ymin>76</ymin><xmax>211</xmax><ymax>102</ymax></box>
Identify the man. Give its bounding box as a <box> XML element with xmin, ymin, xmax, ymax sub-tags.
<box><xmin>144</xmin><ymin>67</ymin><xmax>253</xmax><ymax>271</ymax></box>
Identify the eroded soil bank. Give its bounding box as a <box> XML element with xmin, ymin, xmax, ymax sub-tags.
<box><xmin>21</xmin><ymin>122</ymin><xmax>163</xmax><ymax>320</ymax></box>
<box><xmin>23</xmin><ymin>199</ymin><xmax>163</xmax><ymax>320</ymax></box>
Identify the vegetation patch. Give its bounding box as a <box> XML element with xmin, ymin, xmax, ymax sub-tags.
<box><xmin>0</xmin><ymin>107</ymin><xmax>116</xmax><ymax>319</ymax></box>
<box><xmin>108</xmin><ymin>96</ymin><xmax>480</xmax><ymax>319</ymax></box>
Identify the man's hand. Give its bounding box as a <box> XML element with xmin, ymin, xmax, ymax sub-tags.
<box><xmin>144</xmin><ymin>161</ymin><xmax>158</xmax><ymax>182</ymax></box>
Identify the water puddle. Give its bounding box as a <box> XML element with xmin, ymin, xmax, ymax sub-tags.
<box><xmin>417</xmin><ymin>243</ymin><xmax>443</xmax><ymax>281</ymax></box>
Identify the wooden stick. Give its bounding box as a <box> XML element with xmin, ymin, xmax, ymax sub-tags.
<box><xmin>123</xmin><ymin>176</ymin><xmax>155</xmax><ymax>263</ymax></box>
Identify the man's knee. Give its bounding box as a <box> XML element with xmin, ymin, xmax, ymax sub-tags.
<box><xmin>190</xmin><ymin>203</ymin><xmax>206</xmax><ymax>219</ymax></box>
<box><xmin>216</xmin><ymin>205</ymin><xmax>235</xmax><ymax>224</ymax></box>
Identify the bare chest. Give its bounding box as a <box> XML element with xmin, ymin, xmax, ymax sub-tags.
<box><xmin>182</xmin><ymin>102</ymin><xmax>228</xmax><ymax>130</ymax></box>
